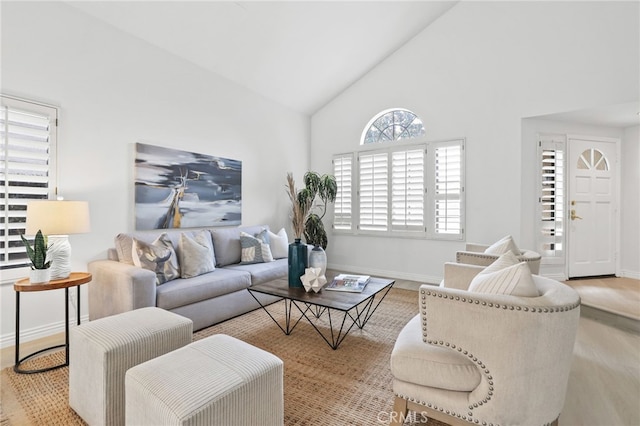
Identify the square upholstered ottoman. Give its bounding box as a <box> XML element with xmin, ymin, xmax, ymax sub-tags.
<box><xmin>125</xmin><ymin>334</ymin><xmax>284</xmax><ymax>426</ymax></box>
<box><xmin>69</xmin><ymin>307</ymin><xmax>193</xmax><ymax>426</ymax></box>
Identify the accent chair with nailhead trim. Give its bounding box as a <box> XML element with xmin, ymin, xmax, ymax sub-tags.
<box><xmin>389</xmin><ymin>262</ymin><xmax>580</xmax><ymax>426</ymax></box>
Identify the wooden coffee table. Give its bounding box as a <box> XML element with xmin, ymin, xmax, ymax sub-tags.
<box><xmin>248</xmin><ymin>276</ymin><xmax>394</xmax><ymax>350</ymax></box>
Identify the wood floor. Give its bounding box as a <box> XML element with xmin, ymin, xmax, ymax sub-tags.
<box><xmin>565</xmin><ymin>276</ymin><xmax>640</xmax><ymax>320</ymax></box>
<box><xmin>1</xmin><ymin>277</ymin><xmax>639</xmax><ymax>425</ymax></box>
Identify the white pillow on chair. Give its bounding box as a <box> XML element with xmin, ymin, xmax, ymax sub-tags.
<box><xmin>483</xmin><ymin>251</ymin><xmax>520</xmax><ymax>274</ymax></box>
<box><xmin>484</xmin><ymin>235</ymin><xmax>521</xmax><ymax>256</ymax></box>
<box><xmin>469</xmin><ymin>259</ymin><xmax>538</xmax><ymax>297</ymax></box>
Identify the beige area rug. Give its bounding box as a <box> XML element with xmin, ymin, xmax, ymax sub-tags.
<box><xmin>1</xmin><ymin>287</ymin><xmax>448</xmax><ymax>426</ymax></box>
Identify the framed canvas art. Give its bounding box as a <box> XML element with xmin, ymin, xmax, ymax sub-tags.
<box><xmin>134</xmin><ymin>143</ymin><xmax>242</xmax><ymax>230</ymax></box>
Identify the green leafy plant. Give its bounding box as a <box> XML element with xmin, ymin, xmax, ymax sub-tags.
<box><xmin>300</xmin><ymin>171</ymin><xmax>337</xmax><ymax>250</ymax></box>
<box><xmin>20</xmin><ymin>230</ymin><xmax>51</xmax><ymax>270</ymax></box>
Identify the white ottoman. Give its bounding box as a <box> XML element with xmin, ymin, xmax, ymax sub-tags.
<box><xmin>69</xmin><ymin>307</ymin><xmax>193</xmax><ymax>426</ymax></box>
<box><xmin>125</xmin><ymin>334</ymin><xmax>284</xmax><ymax>426</ymax></box>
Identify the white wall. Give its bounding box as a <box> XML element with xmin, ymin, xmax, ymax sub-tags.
<box><xmin>621</xmin><ymin>125</ymin><xmax>640</xmax><ymax>279</ymax></box>
<box><xmin>311</xmin><ymin>1</ymin><xmax>639</xmax><ymax>282</ymax></box>
<box><xmin>0</xmin><ymin>2</ymin><xmax>310</xmax><ymax>346</ymax></box>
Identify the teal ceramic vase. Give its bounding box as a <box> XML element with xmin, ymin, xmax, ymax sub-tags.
<box><xmin>288</xmin><ymin>238</ymin><xmax>308</xmax><ymax>288</ymax></box>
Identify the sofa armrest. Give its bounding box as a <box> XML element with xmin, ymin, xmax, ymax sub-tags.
<box><xmin>88</xmin><ymin>260</ymin><xmax>157</xmax><ymax>321</ymax></box>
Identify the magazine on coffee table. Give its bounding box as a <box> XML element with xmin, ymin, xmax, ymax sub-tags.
<box><xmin>325</xmin><ymin>274</ymin><xmax>371</xmax><ymax>293</ymax></box>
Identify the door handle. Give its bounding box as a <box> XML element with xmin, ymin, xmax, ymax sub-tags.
<box><xmin>570</xmin><ymin>209</ymin><xmax>582</xmax><ymax>220</ymax></box>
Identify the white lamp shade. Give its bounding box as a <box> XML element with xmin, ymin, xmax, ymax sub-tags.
<box><xmin>25</xmin><ymin>200</ymin><xmax>91</xmax><ymax>236</ymax></box>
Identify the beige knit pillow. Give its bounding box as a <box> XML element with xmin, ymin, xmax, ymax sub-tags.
<box><xmin>469</xmin><ymin>261</ymin><xmax>538</xmax><ymax>297</ymax></box>
<box><xmin>179</xmin><ymin>230</ymin><xmax>215</xmax><ymax>278</ymax></box>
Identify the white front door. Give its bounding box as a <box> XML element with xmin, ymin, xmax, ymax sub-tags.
<box><xmin>568</xmin><ymin>136</ymin><xmax>618</xmax><ymax>278</ymax></box>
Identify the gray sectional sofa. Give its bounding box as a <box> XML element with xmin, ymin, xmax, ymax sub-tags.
<box><xmin>88</xmin><ymin>225</ymin><xmax>286</xmax><ymax>330</ymax></box>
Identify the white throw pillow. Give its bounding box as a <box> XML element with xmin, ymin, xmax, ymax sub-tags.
<box><xmin>178</xmin><ymin>230</ymin><xmax>215</xmax><ymax>278</ymax></box>
<box><xmin>482</xmin><ymin>251</ymin><xmax>521</xmax><ymax>274</ymax></box>
<box><xmin>469</xmin><ymin>261</ymin><xmax>539</xmax><ymax>297</ymax></box>
<box><xmin>268</xmin><ymin>228</ymin><xmax>289</xmax><ymax>259</ymax></box>
<box><xmin>484</xmin><ymin>235</ymin><xmax>521</xmax><ymax>256</ymax></box>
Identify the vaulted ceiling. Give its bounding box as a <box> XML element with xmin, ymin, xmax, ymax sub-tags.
<box><xmin>66</xmin><ymin>1</ymin><xmax>638</xmax><ymax>126</ymax></box>
<box><xmin>67</xmin><ymin>1</ymin><xmax>457</xmax><ymax>115</ymax></box>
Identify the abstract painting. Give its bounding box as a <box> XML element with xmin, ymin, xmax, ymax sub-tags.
<box><xmin>134</xmin><ymin>143</ymin><xmax>242</xmax><ymax>230</ymax></box>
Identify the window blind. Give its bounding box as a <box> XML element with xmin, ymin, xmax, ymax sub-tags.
<box><xmin>358</xmin><ymin>151</ymin><xmax>388</xmax><ymax>231</ymax></box>
<box><xmin>391</xmin><ymin>147</ymin><xmax>424</xmax><ymax>231</ymax></box>
<box><xmin>432</xmin><ymin>141</ymin><xmax>463</xmax><ymax>236</ymax></box>
<box><xmin>0</xmin><ymin>96</ymin><xmax>57</xmax><ymax>271</ymax></box>
<box><xmin>538</xmin><ymin>134</ymin><xmax>565</xmax><ymax>262</ymax></box>
<box><xmin>332</xmin><ymin>154</ymin><xmax>353</xmax><ymax>230</ymax></box>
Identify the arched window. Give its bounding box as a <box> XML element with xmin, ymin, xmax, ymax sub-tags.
<box><xmin>333</xmin><ymin>108</ymin><xmax>464</xmax><ymax>240</ymax></box>
<box><xmin>361</xmin><ymin>108</ymin><xmax>425</xmax><ymax>144</ymax></box>
<box><xmin>577</xmin><ymin>148</ymin><xmax>609</xmax><ymax>171</ymax></box>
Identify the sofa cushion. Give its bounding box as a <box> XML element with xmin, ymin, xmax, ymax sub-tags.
<box><xmin>224</xmin><ymin>258</ymin><xmax>288</xmax><ymax>286</ymax></box>
<box><xmin>132</xmin><ymin>233</ymin><xmax>180</xmax><ymax>285</ymax></box>
<box><xmin>156</xmin><ymin>268</ymin><xmax>251</xmax><ymax>311</ymax></box>
<box><xmin>210</xmin><ymin>225</ymin><xmax>269</xmax><ymax>267</ymax></box>
<box><xmin>469</xmin><ymin>261</ymin><xmax>538</xmax><ymax>297</ymax></box>
<box><xmin>391</xmin><ymin>315</ymin><xmax>481</xmax><ymax>392</ymax></box>
<box><xmin>268</xmin><ymin>228</ymin><xmax>289</xmax><ymax>259</ymax></box>
<box><xmin>179</xmin><ymin>230</ymin><xmax>216</xmax><ymax>278</ymax></box>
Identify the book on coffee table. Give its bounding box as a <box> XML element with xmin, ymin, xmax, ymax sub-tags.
<box><xmin>325</xmin><ymin>274</ymin><xmax>371</xmax><ymax>293</ymax></box>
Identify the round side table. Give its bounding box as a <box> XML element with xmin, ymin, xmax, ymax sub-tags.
<box><xmin>14</xmin><ymin>272</ymin><xmax>92</xmax><ymax>374</ymax></box>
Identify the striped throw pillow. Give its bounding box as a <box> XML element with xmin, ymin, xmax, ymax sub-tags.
<box><xmin>469</xmin><ymin>261</ymin><xmax>539</xmax><ymax>297</ymax></box>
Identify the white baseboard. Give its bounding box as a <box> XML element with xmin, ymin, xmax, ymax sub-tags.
<box><xmin>0</xmin><ymin>314</ymin><xmax>89</xmax><ymax>349</ymax></box>
<box><xmin>541</xmin><ymin>273</ymin><xmax>568</xmax><ymax>281</ymax></box>
<box><xmin>327</xmin><ymin>262</ymin><xmax>442</xmax><ymax>285</ymax></box>
<box><xmin>620</xmin><ymin>270</ymin><xmax>640</xmax><ymax>280</ymax></box>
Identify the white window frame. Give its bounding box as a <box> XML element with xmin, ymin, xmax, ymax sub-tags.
<box><xmin>1</xmin><ymin>95</ymin><xmax>58</xmax><ymax>282</ymax></box>
<box><xmin>332</xmin><ymin>137</ymin><xmax>465</xmax><ymax>240</ymax></box>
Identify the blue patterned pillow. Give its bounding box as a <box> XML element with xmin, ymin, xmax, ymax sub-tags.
<box><xmin>240</xmin><ymin>231</ymin><xmax>274</xmax><ymax>264</ymax></box>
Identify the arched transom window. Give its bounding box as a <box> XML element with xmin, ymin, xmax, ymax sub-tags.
<box><xmin>577</xmin><ymin>148</ymin><xmax>609</xmax><ymax>171</ymax></box>
<box><xmin>361</xmin><ymin>108</ymin><xmax>425</xmax><ymax>144</ymax></box>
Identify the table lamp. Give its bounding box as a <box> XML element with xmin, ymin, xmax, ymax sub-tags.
<box><xmin>25</xmin><ymin>200</ymin><xmax>91</xmax><ymax>280</ymax></box>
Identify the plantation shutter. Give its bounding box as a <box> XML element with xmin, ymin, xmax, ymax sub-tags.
<box><xmin>0</xmin><ymin>96</ymin><xmax>57</xmax><ymax>271</ymax></box>
<box><xmin>391</xmin><ymin>147</ymin><xmax>425</xmax><ymax>231</ymax></box>
<box><xmin>358</xmin><ymin>151</ymin><xmax>388</xmax><ymax>231</ymax></box>
<box><xmin>538</xmin><ymin>134</ymin><xmax>565</xmax><ymax>263</ymax></box>
<box><xmin>431</xmin><ymin>140</ymin><xmax>463</xmax><ymax>237</ymax></box>
<box><xmin>332</xmin><ymin>154</ymin><xmax>353</xmax><ymax>230</ymax></box>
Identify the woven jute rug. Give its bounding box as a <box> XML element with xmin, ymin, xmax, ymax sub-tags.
<box><xmin>1</xmin><ymin>287</ymin><xmax>449</xmax><ymax>426</ymax></box>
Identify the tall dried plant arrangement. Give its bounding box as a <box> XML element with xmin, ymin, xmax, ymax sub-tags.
<box><xmin>286</xmin><ymin>172</ymin><xmax>311</xmax><ymax>240</ymax></box>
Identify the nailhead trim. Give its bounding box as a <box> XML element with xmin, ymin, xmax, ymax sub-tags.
<box><xmin>420</xmin><ymin>288</ymin><xmax>581</xmax><ymax>313</ymax></box>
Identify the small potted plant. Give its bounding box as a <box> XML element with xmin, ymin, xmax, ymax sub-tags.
<box><xmin>21</xmin><ymin>230</ymin><xmax>51</xmax><ymax>283</ymax></box>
